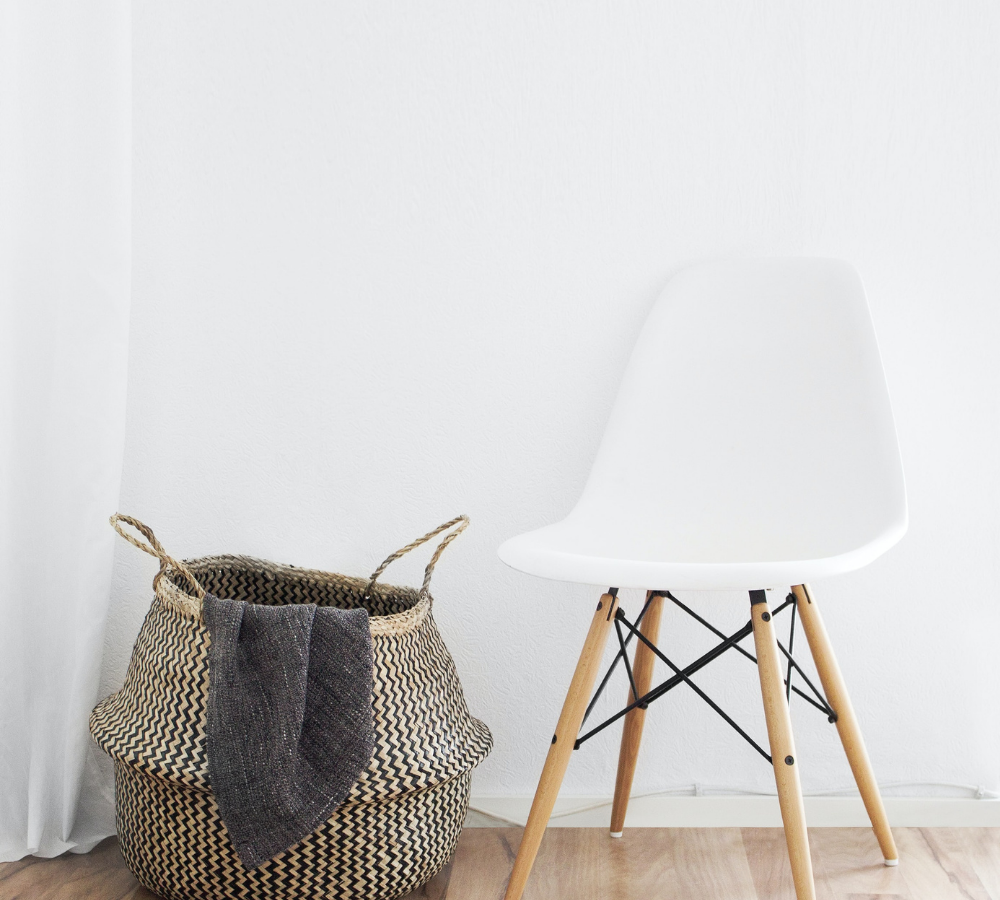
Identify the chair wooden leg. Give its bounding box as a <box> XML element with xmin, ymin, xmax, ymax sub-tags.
<box><xmin>610</xmin><ymin>590</ymin><xmax>665</xmax><ymax>837</ymax></box>
<box><xmin>503</xmin><ymin>592</ymin><xmax>620</xmax><ymax>900</ymax></box>
<box><xmin>751</xmin><ymin>591</ymin><xmax>817</xmax><ymax>900</ymax></box>
<box><xmin>792</xmin><ymin>583</ymin><xmax>899</xmax><ymax>866</ymax></box>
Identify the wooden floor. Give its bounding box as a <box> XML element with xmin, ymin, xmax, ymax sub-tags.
<box><xmin>2</xmin><ymin>828</ymin><xmax>999</xmax><ymax>899</ymax></box>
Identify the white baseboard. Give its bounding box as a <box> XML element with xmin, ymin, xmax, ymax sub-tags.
<box><xmin>467</xmin><ymin>795</ymin><xmax>1000</xmax><ymax>828</ymax></box>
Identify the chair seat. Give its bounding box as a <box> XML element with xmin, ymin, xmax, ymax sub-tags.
<box><xmin>496</xmin><ymin>521</ymin><xmax>904</xmax><ymax>590</ymax></box>
<box><xmin>498</xmin><ymin>258</ymin><xmax>907</xmax><ymax>591</ymax></box>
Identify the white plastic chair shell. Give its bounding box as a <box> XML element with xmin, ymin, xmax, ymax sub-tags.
<box><xmin>498</xmin><ymin>258</ymin><xmax>906</xmax><ymax>590</ymax></box>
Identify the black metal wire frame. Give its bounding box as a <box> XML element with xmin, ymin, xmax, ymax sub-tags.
<box><xmin>574</xmin><ymin>591</ymin><xmax>838</xmax><ymax>765</ymax></box>
<box><xmin>581</xmin><ymin>590</ymin><xmax>656</xmax><ymax>726</ymax></box>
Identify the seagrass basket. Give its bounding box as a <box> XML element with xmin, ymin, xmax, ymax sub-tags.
<box><xmin>91</xmin><ymin>515</ymin><xmax>492</xmax><ymax>900</ymax></box>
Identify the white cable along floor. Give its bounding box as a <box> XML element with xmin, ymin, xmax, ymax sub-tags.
<box><xmin>468</xmin><ymin>781</ymin><xmax>1000</xmax><ymax>829</ymax></box>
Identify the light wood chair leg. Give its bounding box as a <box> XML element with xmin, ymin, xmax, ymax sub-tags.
<box><xmin>503</xmin><ymin>591</ymin><xmax>620</xmax><ymax>900</ymax></box>
<box><xmin>609</xmin><ymin>590</ymin><xmax>665</xmax><ymax>837</ymax></box>
<box><xmin>792</xmin><ymin>583</ymin><xmax>899</xmax><ymax>866</ymax></box>
<box><xmin>751</xmin><ymin>591</ymin><xmax>816</xmax><ymax>900</ymax></box>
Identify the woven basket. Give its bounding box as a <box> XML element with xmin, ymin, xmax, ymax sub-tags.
<box><xmin>91</xmin><ymin>515</ymin><xmax>492</xmax><ymax>900</ymax></box>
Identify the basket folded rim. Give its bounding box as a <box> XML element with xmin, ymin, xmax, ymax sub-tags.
<box><xmin>158</xmin><ymin>554</ymin><xmax>432</xmax><ymax>636</ymax></box>
<box><xmin>110</xmin><ymin>514</ymin><xmax>469</xmax><ymax>628</ymax></box>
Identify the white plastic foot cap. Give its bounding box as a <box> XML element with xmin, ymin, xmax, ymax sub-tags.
<box><xmin>610</xmin><ymin>831</ymin><xmax>623</xmax><ymax>839</ymax></box>
<box><xmin>884</xmin><ymin>858</ymin><xmax>899</xmax><ymax>867</ymax></box>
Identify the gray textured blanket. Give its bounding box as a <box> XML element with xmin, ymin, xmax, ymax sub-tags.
<box><xmin>203</xmin><ymin>594</ymin><xmax>374</xmax><ymax>870</ymax></box>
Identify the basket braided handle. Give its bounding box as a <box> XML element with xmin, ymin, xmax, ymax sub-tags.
<box><xmin>366</xmin><ymin>515</ymin><xmax>469</xmax><ymax>599</ymax></box>
<box><xmin>109</xmin><ymin>514</ymin><xmax>206</xmax><ymax>600</ymax></box>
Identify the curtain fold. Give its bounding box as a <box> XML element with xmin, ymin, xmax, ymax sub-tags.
<box><xmin>0</xmin><ymin>0</ymin><xmax>131</xmax><ymax>860</ymax></box>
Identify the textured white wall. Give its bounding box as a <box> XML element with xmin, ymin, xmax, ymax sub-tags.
<box><xmin>102</xmin><ymin>1</ymin><xmax>1000</xmax><ymax>805</ymax></box>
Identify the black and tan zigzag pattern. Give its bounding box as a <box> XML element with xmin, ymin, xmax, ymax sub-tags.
<box><xmin>116</xmin><ymin>763</ymin><xmax>470</xmax><ymax>900</ymax></box>
<box><xmin>91</xmin><ymin>554</ymin><xmax>492</xmax><ymax>899</ymax></box>
<box><xmin>90</xmin><ymin>596</ymin><xmax>210</xmax><ymax>788</ymax></box>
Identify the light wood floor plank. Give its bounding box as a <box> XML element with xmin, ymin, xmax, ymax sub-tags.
<box><xmin>806</xmin><ymin>827</ymin><xmax>904</xmax><ymax>898</ymax></box>
<box><xmin>605</xmin><ymin>828</ymin><xmax>757</xmax><ymax>900</ymax></box>
<box><xmin>895</xmin><ymin>827</ymin><xmax>992</xmax><ymax>900</ymax></box>
<box><xmin>917</xmin><ymin>828</ymin><xmax>994</xmax><ymax>900</ymax></box>
<box><xmin>463</xmin><ymin>826</ymin><xmax>760</xmax><ymax>900</ymax></box>
<box><xmin>2</xmin><ymin>828</ymin><xmax>998</xmax><ymax>900</ymax></box>
<box><xmin>742</xmin><ymin>827</ymin><xmax>839</xmax><ymax>900</ymax></box>
<box><xmin>445</xmin><ymin>827</ymin><xmax>518</xmax><ymax>899</ymax></box>
<box><xmin>837</xmin><ymin>894</ymin><xmax>908</xmax><ymax>899</ymax></box>
<box><xmin>0</xmin><ymin>838</ymin><xmax>145</xmax><ymax>900</ymax></box>
<box><xmin>742</xmin><ymin>826</ymin><xmax>798</xmax><ymax>899</ymax></box>
<box><xmin>524</xmin><ymin>828</ymin><xmax>612</xmax><ymax>899</ymax></box>
<box><xmin>666</xmin><ymin>827</ymin><xmax>758</xmax><ymax>900</ymax></box>
<box><xmin>957</xmin><ymin>828</ymin><xmax>1000</xmax><ymax>900</ymax></box>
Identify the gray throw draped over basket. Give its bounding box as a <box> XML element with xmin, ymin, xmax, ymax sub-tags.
<box><xmin>91</xmin><ymin>514</ymin><xmax>492</xmax><ymax>900</ymax></box>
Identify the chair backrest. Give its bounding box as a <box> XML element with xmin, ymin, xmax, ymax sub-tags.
<box><xmin>563</xmin><ymin>258</ymin><xmax>906</xmax><ymax>567</ymax></box>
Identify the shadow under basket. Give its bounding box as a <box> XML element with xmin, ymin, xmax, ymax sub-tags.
<box><xmin>91</xmin><ymin>516</ymin><xmax>492</xmax><ymax>900</ymax></box>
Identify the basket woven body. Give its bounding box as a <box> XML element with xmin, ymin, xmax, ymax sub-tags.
<box><xmin>91</xmin><ymin>519</ymin><xmax>492</xmax><ymax>900</ymax></box>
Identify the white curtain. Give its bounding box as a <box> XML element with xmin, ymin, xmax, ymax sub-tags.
<box><xmin>0</xmin><ymin>1</ymin><xmax>130</xmax><ymax>859</ymax></box>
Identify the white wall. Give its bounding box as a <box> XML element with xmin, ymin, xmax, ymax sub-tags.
<box><xmin>102</xmin><ymin>1</ymin><xmax>1000</xmax><ymax>809</ymax></box>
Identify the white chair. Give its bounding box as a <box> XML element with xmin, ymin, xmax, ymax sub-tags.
<box><xmin>498</xmin><ymin>258</ymin><xmax>906</xmax><ymax>900</ymax></box>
